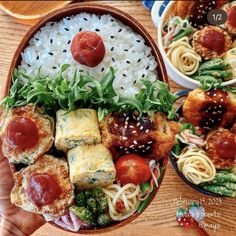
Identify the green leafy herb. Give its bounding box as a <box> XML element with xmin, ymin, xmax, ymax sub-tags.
<box><xmin>0</xmin><ymin>65</ymin><xmax>177</xmax><ymax>120</ymax></box>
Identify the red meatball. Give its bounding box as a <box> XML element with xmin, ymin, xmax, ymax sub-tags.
<box><xmin>71</xmin><ymin>31</ymin><xmax>105</xmax><ymax>67</ymax></box>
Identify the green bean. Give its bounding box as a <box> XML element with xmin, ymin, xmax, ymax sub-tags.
<box><xmin>198</xmin><ymin>59</ymin><xmax>229</xmax><ymax>72</ymax></box>
<box><xmin>214</xmin><ymin>172</ymin><xmax>236</xmax><ymax>183</ymax></box>
<box><xmin>137</xmin><ymin>186</ymin><xmax>157</xmax><ymax>213</ymax></box>
<box><xmin>199</xmin><ymin>70</ymin><xmax>233</xmax><ymax>79</ymax></box>
<box><xmin>172</xmin><ymin>27</ymin><xmax>193</xmax><ymax>42</ymax></box>
<box><xmin>202</xmin><ymin>185</ymin><xmax>236</xmax><ymax>197</ymax></box>
<box><xmin>140</xmin><ymin>182</ymin><xmax>150</xmax><ymax>193</ymax></box>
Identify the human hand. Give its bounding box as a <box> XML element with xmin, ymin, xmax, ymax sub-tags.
<box><xmin>0</xmin><ymin>80</ymin><xmax>45</xmax><ymax>235</ymax></box>
<box><xmin>0</xmin><ymin>141</ymin><xmax>45</xmax><ymax>235</ymax></box>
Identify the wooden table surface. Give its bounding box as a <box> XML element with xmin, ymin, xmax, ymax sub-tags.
<box><xmin>0</xmin><ymin>1</ymin><xmax>235</xmax><ymax>236</ymax></box>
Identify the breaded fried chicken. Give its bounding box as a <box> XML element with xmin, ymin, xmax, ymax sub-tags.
<box><xmin>99</xmin><ymin>112</ymin><xmax>180</xmax><ymax>160</ymax></box>
<box><xmin>183</xmin><ymin>88</ymin><xmax>236</xmax><ymax>131</ymax></box>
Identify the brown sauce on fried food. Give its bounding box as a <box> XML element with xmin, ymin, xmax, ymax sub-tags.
<box><xmin>199</xmin><ymin>89</ymin><xmax>228</xmax><ymax>130</ymax></box>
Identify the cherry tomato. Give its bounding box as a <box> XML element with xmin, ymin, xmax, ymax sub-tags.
<box><xmin>115</xmin><ymin>154</ymin><xmax>151</xmax><ymax>185</ymax></box>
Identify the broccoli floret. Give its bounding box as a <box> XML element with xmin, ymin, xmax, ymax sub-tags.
<box><xmin>97</xmin><ymin>213</ymin><xmax>111</xmax><ymax>226</ymax></box>
<box><xmin>87</xmin><ymin>198</ymin><xmax>97</xmax><ymax>214</ymax></box>
<box><xmin>92</xmin><ymin>187</ymin><xmax>104</xmax><ymax>198</ymax></box>
<box><xmin>97</xmin><ymin>196</ymin><xmax>108</xmax><ymax>213</ymax></box>
<box><xmin>70</xmin><ymin>206</ymin><xmax>93</xmax><ymax>224</ymax></box>
<box><xmin>75</xmin><ymin>192</ymin><xmax>86</xmax><ymax>207</ymax></box>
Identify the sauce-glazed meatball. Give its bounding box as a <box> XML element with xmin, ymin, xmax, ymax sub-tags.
<box><xmin>192</xmin><ymin>26</ymin><xmax>232</xmax><ymax>60</ymax></box>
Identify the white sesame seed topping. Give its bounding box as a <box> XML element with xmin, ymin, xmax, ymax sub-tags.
<box><xmin>146</xmin><ymin>146</ymin><xmax>151</xmax><ymax>150</ymax></box>
<box><xmin>125</xmin><ymin>121</ymin><xmax>128</xmax><ymax>125</ymax></box>
<box><xmin>132</xmin><ymin>130</ymin><xmax>137</xmax><ymax>134</ymax></box>
<box><xmin>122</xmin><ymin>136</ymin><xmax>128</xmax><ymax>140</ymax></box>
<box><xmin>137</xmin><ymin>122</ymin><xmax>141</xmax><ymax>126</ymax></box>
<box><xmin>145</xmin><ymin>129</ymin><xmax>150</xmax><ymax>133</ymax></box>
<box><xmin>133</xmin><ymin>140</ymin><xmax>137</xmax><ymax>145</ymax></box>
<box><xmin>129</xmin><ymin>125</ymin><xmax>134</xmax><ymax>128</ymax></box>
<box><xmin>140</xmin><ymin>126</ymin><xmax>144</xmax><ymax>130</ymax></box>
<box><xmin>126</xmin><ymin>116</ymin><xmax>129</xmax><ymax>121</ymax></box>
<box><xmin>130</xmin><ymin>144</ymin><xmax>134</xmax><ymax>148</ymax></box>
<box><xmin>148</xmin><ymin>141</ymin><xmax>153</xmax><ymax>144</ymax></box>
<box><xmin>124</xmin><ymin>147</ymin><xmax>128</xmax><ymax>151</ymax></box>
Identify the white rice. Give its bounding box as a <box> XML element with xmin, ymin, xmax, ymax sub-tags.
<box><xmin>19</xmin><ymin>13</ymin><xmax>158</xmax><ymax>97</ymax></box>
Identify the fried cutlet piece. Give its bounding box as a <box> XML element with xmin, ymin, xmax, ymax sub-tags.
<box><xmin>173</xmin><ymin>0</ymin><xmax>229</xmax><ymax>29</ymax></box>
<box><xmin>222</xmin><ymin>1</ymin><xmax>236</xmax><ymax>36</ymax></box>
<box><xmin>99</xmin><ymin>112</ymin><xmax>180</xmax><ymax>160</ymax></box>
<box><xmin>183</xmin><ymin>88</ymin><xmax>236</xmax><ymax>131</ymax></box>
<box><xmin>192</xmin><ymin>26</ymin><xmax>232</xmax><ymax>60</ymax></box>
<box><xmin>0</xmin><ymin>104</ymin><xmax>54</xmax><ymax>164</ymax></box>
<box><xmin>11</xmin><ymin>155</ymin><xmax>74</xmax><ymax>218</ymax></box>
<box><xmin>206</xmin><ymin>128</ymin><xmax>236</xmax><ymax>169</ymax></box>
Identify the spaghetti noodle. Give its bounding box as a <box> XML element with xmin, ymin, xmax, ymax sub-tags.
<box><xmin>102</xmin><ymin>183</ymin><xmax>140</xmax><ymax>221</ymax></box>
<box><xmin>167</xmin><ymin>37</ymin><xmax>201</xmax><ymax>75</ymax></box>
<box><xmin>177</xmin><ymin>147</ymin><xmax>216</xmax><ymax>185</ymax></box>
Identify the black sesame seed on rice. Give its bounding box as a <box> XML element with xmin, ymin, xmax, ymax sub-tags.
<box><xmin>121</xmin><ymin>87</ymin><xmax>124</xmax><ymax>89</ymax></box>
<box><xmin>35</xmin><ymin>38</ymin><xmax>39</xmax><ymax>41</ymax></box>
<box><xmin>101</xmin><ymin>68</ymin><xmax>104</xmax><ymax>72</ymax></box>
<box><xmin>126</xmin><ymin>60</ymin><xmax>131</xmax><ymax>64</ymax></box>
<box><xmin>110</xmin><ymin>19</ymin><xmax>114</xmax><ymax>22</ymax></box>
<box><xmin>64</xmin><ymin>28</ymin><xmax>69</xmax><ymax>31</ymax></box>
<box><xmin>137</xmin><ymin>59</ymin><xmax>141</xmax><ymax>62</ymax></box>
<box><xmin>124</xmin><ymin>49</ymin><xmax>128</xmax><ymax>52</ymax></box>
<box><xmin>147</xmin><ymin>54</ymin><xmax>151</xmax><ymax>57</ymax></box>
<box><xmin>123</xmin><ymin>74</ymin><xmax>127</xmax><ymax>77</ymax></box>
<box><xmin>133</xmin><ymin>80</ymin><xmax>137</xmax><ymax>84</ymax></box>
<box><xmin>36</xmin><ymin>55</ymin><xmax>39</xmax><ymax>60</ymax></box>
<box><xmin>84</xmin><ymin>18</ymin><xmax>88</xmax><ymax>21</ymax></box>
<box><xmin>48</xmin><ymin>52</ymin><xmax>53</xmax><ymax>56</ymax></box>
<box><xmin>142</xmin><ymin>74</ymin><xmax>145</xmax><ymax>78</ymax></box>
<box><xmin>112</xmin><ymin>58</ymin><xmax>115</xmax><ymax>62</ymax></box>
<box><xmin>136</xmin><ymin>39</ymin><xmax>141</xmax><ymax>43</ymax></box>
<box><xmin>67</xmin><ymin>40</ymin><xmax>71</xmax><ymax>44</ymax></box>
<box><xmin>66</xmin><ymin>17</ymin><xmax>71</xmax><ymax>21</ymax></box>
<box><xmin>79</xmin><ymin>70</ymin><xmax>84</xmax><ymax>72</ymax></box>
<box><xmin>53</xmin><ymin>66</ymin><xmax>57</xmax><ymax>69</ymax></box>
<box><xmin>63</xmin><ymin>49</ymin><xmax>67</xmax><ymax>53</ymax></box>
<box><xmin>110</xmin><ymin>47</ymin><xmax>114</xmax><ymax>51</ymax></box>
<box><xmin>50</xmin><ymin>39</ymin><xmax>53</xmax><ymax>44</ymax></box>
<box><xmin>146</xmin><ymin>66</ymin><xmax>150</xmax><ymax>70</ymax></box>
<box><xmin>27</xmin><ymin>63</ymin><xmax>31</xmax><ymax>67</ymax></box>
<box><xmin>79</xmin><ymin>28</ymin><xmax>82</xmax><ymax>32</ymax></box>
<box><xmin>98</xmin><ymin>16</ymin><xmax>101</xmax><ymax>20</ymax></box>
<box><xmin>110</xmin><ymin>36</ymin><xmax>115</xmax><ymax>39</ymax></box>
<box><xmin>50</xmin><ymin>23</ymin><xmax>54</xmax><ymax>26</ymax></box>
<box><xmin>118</xmin><ymin>28</ymin><xmax>122</xmax><ymax>32</ymax></box>
<box><xmin>95</xmin><ymin>28</ymin><xmax>100</xmax><ymax>32</ymax></box>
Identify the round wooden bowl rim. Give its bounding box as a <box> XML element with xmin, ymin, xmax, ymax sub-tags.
<box><xmin>5</xmin><ymin>2</ymin><xmax>169</xmax><ymax>234</ymax></box>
